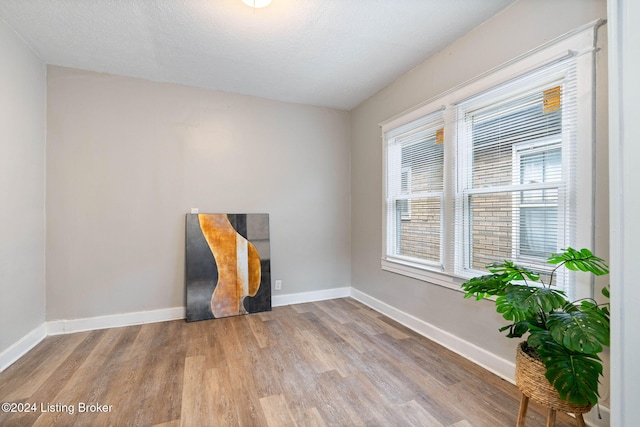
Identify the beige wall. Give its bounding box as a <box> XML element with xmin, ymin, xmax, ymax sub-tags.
<box><xmin>0</xmin><ymin>18</ymin><xmax>46</xmax><ymax>354</ymax></box>
<box><xmin>350</xmin><ymin>0</ymin><xmax>608</xmax><ymax>414</ymax></box>
<box><xmin>46</xmin><ymin>66</ymin><xmax>351</xmax><ymax>320</ymax></box>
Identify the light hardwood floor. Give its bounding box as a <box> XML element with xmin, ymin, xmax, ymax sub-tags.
<box><xmin>0</xmin><ymin>298</ymin><xmax>576</xmax><ymax>426</ymax></box>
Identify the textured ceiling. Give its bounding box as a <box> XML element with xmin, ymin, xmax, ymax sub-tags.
<box><xmin>0</xmin><ymin>0</ymin><xmax>515</xmax><ymax>110</ymax></box>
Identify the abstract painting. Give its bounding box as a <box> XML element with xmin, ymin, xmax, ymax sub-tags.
<box><xmin>185</xmin><ymin>213</ymin><xmax>271</xmax><ymax>322</ymax></box>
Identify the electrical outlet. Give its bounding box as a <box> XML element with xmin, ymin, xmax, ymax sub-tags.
<box><xmin>190</xmin><ymin>208</ymin><xmax>199</xmax><ymax>214</ymax></box>
<box><xmin>275</xmin><ymin>280</ymin><xmax>282</xmax><ymax>290</ymax></box>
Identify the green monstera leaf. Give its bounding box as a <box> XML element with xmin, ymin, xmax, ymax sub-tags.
<box><xmin>527</xmin><ymin>329</ymin><xmax>552</xmax><ymax>348</ymax></box>
<box><xmin>547</xmin><ymin>309</ymin><xmax>610</xmax><ymax>354</ymax></box>
<box><xmin>547</xmin><ymin>247</ymin><xmax>609</xmax><ymax>276</ymax></box>
<box><xmin>599</xmin><ymin>287</ymin><xmax>611</xmax><ymax>318</ymax></box>
<box><xmin>499</xmin><ymin>321</ymin><xmax>530</xmax><ymax>338</ymax></box>
<box><xmin>487</xmin><ymin>260</ymin><xmax>540</xmax><ymax>282</ymax></box>
<box><xmin>533</xmin><ymin>338</ymin><xmax>603</xmax><ymax>406</ymax></box>
<box><xmin>495</xmin><ymin>285</ymin><xmax>567</xmax><ymax>322</ymax></box>
<box><xmin>461</xmin><ymin>273</ymin><xmax>509</xmax><ymax>300</ymax></box>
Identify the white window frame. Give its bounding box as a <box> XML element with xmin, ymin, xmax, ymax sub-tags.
<box><xmin>380</xmin><ymin>20</ymin><xmax>601</xmax><ymax>299</ymax></box>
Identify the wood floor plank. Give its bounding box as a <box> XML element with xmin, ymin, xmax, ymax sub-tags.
<box><xmin>151</xmin><ymin>420</ymin><xmax>180</xmax><ymax>427</ymax></box>
<box><xmin>352</xmin><ymin>310</ymin><xmax>411</xmax><ymax>339</ymax></box>
<box><xmin>246</xmin><ymin>312</ymin><xmax>271</xmax><ymax>349</ymax></box>
<box><xmin>218</xmin><ymin>317</ymin><xmax>257</xmax><ymax>393</ymax></box>
<box><xmin>0</xmin><ymin>298</ymin><xmax>580</xmax><ymax>427</ymax></box>
<box><xmin>0</xmin><ymin>330</ymin><xmax>104</xmax><ymax>426</ymax></box>
<box><xmin>314</xmin><ymin>314</ymin><xmax>378</xmax><ymax>354</ymax></box>
<box><xmin>294</xmin><ymin>327</ymin><xmax>357</xmax><ymax>378</ymax></box>
<box><xmin>447</xmin><ymin>380</ymin><xmax>521</xmax><ymax>427</ymax></box>
<box><xmin>289</xmin><ymin>302</ymin><xmax>317</xmax><ymax>314</ymax></box>
<box><xmin>395</xmin><ymin>399</ymin><xmax>446</xmax><ymax>427</ymax></box>
<box><xmin>179</xmin><ymin>356</ymin><xmax>212</xmax><ymax>427</ymax></box>
<box><xmin>110</xmin><ymin>320</ymin><xmax>187</xmax><ymax>426</ymax></box>
<box><xmin>232</xmin><ymin>385</ymin><xmax>269</xmax><ymax>427</ymax></box>
<box><xmin>28</xmin><ymin>327</ymin><xmax>133</xmax><ymax>427</ymax></box>
<box><xmin>311</xmin><ymin>298</ymin><xmax>357</xmax><ymax>325</ymax></box>
<box><xmin>361</xmin><ymin>337</ymin><xmax>466</xmax><ymax>425</ymax></box>
<box><xmin>274</xmin><ymin>305</ymin><xmax>320</xmax><ymax>335</ymax></box>
<box><xmin>0</xmin><ymin>332</ymin><xmax>89</xmax><ymax>402</ymax></box>
<box><xmin>312</xmin><ymin>370</ymin><xmax>368</xmax><ymax>426</ymax></box>
<box><xmin>299</xmin><ymin>407</ymin><xmax>327</xmax><ymax>427</ymax></box>
<box><xmin>341</xmin><ymin>372</ymin><xmax>409</xmax><ymax>425</ymax></box>
<box><xmin>259</xmin><ymin>394</ymin><xmax>296</xmax><ymax>427</ymax></box>
<box><xmin>206</xmin><ymin>366</ymin><xmax>240</xmax><ymax>426</ymax></box>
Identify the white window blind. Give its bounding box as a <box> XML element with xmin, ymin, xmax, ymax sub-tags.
<box><xmin>385</xmin><ymin>110</ymin><xmax>445</xmax><ymax>268</ymax></box>
<box><xmin>454</xmin><ymin>57</ymin><xmax>578</xmax><ymax>293</ymax></box>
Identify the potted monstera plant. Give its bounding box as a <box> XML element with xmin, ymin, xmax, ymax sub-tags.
<box><xmin>461</xmin><ymin>247</ymin><xmax>610</xmax><ymax>412</ymax></box>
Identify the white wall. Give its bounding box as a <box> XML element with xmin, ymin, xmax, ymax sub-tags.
<box><xmin>608</xmin><ymin>0</ymin><xmax>640</xmax><ymax>425</ymax></box>
<box><xmin>350</xmin><ymin>0</ymin><xmax>608</xmax><ymax>417</ymax></box>
<box><xmin>46</xmin><ymin>66</ymin><xmax>351</xmax><ymax>321</ymax></box>
<box><xmin>0</xmin><ymin>19</ymin><xmax>46</xmax><ymax>356</ymax></box>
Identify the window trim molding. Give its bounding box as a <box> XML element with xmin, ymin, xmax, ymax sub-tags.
<box><xmin>380</xmin><ymin>19</ymin><xmax>603</xmax><ymax>295</ymax></box>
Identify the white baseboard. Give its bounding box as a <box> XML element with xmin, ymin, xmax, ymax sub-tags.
<box><xmin>42</xmin><ymin>287</ymin><xmax>353</xmax><ymax>336</ymax></box>
<box><xmin>0</xmin><ymin>323</ymin><xmax>47</xmax><ymax>373</ymax></box>
<box><xmin>45</xmin><ymin>287</ymin><xmax>352</xmax><ymax>336</ymax></box>
<box><xmin>47</xmin><ymin>307</ymin><xmax>186</xmax><ymax>335</ymax></box>
<box><xmin>584</xmin><ymin>405</ymin><xmax>610</xmax><ymax>427</ymax></box>
<box><xmin>272</xmin><ymin>286</ymin><xmax>351</xmax><ymax>307</ymax></box>
<box><xmin>350</xmin><ymin>288</ymin><xmax>516</xmax><ymax>383</ymax></box>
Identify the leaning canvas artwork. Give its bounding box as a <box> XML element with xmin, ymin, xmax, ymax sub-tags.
<box><xmin>185</xmin><ymin>213</ymin><xmax>271</xmax><ymax>322</ymax></box>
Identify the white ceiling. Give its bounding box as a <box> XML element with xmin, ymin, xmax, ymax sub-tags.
<box><xmin>0</xmin><ymin>0</ymin><xmax>515</xmax><ymax>110</ymax></box>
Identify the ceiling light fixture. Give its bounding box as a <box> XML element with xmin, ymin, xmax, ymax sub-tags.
<box><xmin>241</xmin><ymin>0</ymin><xmax>272</xmax><ymax>8</ymax></box>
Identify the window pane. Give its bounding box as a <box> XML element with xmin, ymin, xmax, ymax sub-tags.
<box><xmin>517</xmin><ymin>149</ymin><xmax>560</xmax><ymax>259</ymax></box>
<box><xmin>396</xmin><ymin>197</ymin><xmax>441</xmax><ymax>263</ymax></box>
<box><xmin>520</xmin><ymin>147</ymin><xmax>561</xmax><ymax>187</ymax></box>
<box><xmin>467</xmin><ymin>188</ymin><xmax>559</xmax><ymax>269</ymax></box>
<box><xmin>468</xmin><ymin>192</ymin><xmax>513</xmax><ymax>269</ymax></box>
<box><xmin>401</xmin><ymin>136</ymin><xmax>443</xmax><ymax>192</ymax></box>
<box><xmin>519</xmin><ymin>206</ymin><xmax>558</xmax><ymax>257</ymax></box>
<box><xmin>471</xmin><ymin>94</ymin><xmax>562</xmax><ymax>189</ymax></box>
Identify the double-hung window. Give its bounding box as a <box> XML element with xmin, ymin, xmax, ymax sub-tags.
<box><xmin>381</xmin><ymin>21</ymin><xmax>600</xmax><ymax>299</ymax></box>
<box><xmin>385</xmin><ymin>111</ymin><xmax>445</xmax><ymax>268</ymax></box>
<box><xmin>455</xmin><ymin>73</ymin><xmax>575</xmax><ymax>288</ymax></box>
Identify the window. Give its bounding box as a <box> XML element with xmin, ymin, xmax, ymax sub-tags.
<box><xmin>385</xmin><ymin>112</ymin><xmax>444</xmax><ymax>268</ymax></box>
<box><xmin>456</xmin><ymin>77</ymin><xmax>574</xmax><ymax>280</ymax></box>
<box><xmin>381</xmin><ymin>22</ymin><xmax>599</xmax><ymax>299</ymax></box>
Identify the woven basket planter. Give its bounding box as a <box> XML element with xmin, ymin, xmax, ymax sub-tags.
<box><xmin>515</xmin><ymin>342</ymin><xmax>592</xmax><ymax>414</ymax></box>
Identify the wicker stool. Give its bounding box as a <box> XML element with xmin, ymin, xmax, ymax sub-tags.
<box><xmin>515</xmin><ymin>343</ymin><xmax>591</xmax><ymax>427</ymax></box>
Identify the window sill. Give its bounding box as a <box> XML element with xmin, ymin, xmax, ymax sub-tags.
<box><xmin>380</xmin><ymin>257</ymin><xmax>468</xmax><ymax>292</ymax></box>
